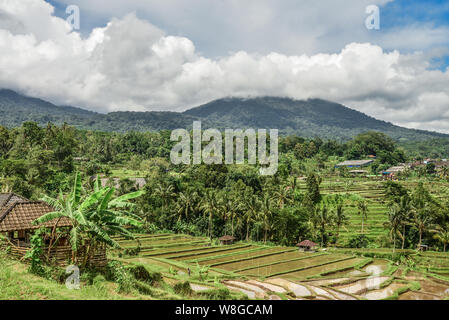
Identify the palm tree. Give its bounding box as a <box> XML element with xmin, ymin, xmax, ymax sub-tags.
<box><xmin>175</xmin><ymin>190</ymin><xmax>198</xmax><ymax>222</ymax></box>
<box><xmin>242</xmin><ymin>193</ymin><xmax>260</xmax><ymax>241</ymax></box>
<box><xmin>259</xmin><ymin>193</ymin><xmax>274</xmax><ymax>243</ymax></box>
<box><xmin>356</xmin><ymin>199</ymin><xmax>369</xmax><ymax>234</ymax></box>
<box><xmin>200</xmin><ymin>190</ymin><xmax>220</xmax><ymax>239</ymax></box>
<box><xmin>439</xmin><ymin>166</ymin><xmax>449</xmax><ymax>181</ymax></box>
<box><xmin>218</xmin><ymin>192</ymin><xmax>237</xmax><ymax>236</ymax></box>
<box><xmin>384</xmin><ymin>203</ymin><xmax>403</xmax><ymax>253</ymax></box>
<box><xmin>315</xmin><ymin>202</ymin><xmax>334</xmax><ymax>247</ymax></box>
<box><xmin>397</xmin><ymin>195</ymin><xmax>411</xmax><ymax>249</ymax></box>
<box><xmin>274</xmin><ymin>185</ymin><xmax>293</xmax><ymax>209</ymax></box>
<box><xmin>410</xmin><ymin>184</ymin><xmax>437</xmax><ymax>249</ymax></box>
<box><xmin>155</xmin><ymin>184</ymin><xmax>175</xmax><ymax>210</ymax></box>
<box><xmin>433</xmin><ymin>224</ymin><xmax>449</xmax><ymax>252</ymax></box>
<box><xmin>409</xmin><ymin>204</ymin><xmax>435</xmax><ymax>249</ymax></box>
<box><xmin>35</xmin><ymin>173</ymin><xmax>143</xmax><ymax>266</ymax></box>
<box><xmin>331</xmin><ymin>195</ymin><xmax>348</xmax><ymax>244</ymax></box>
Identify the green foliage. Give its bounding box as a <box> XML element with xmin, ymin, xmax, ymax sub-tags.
<box><xmin>173</xmin><ymin>281</ymin><xmax>193</xmax><ymax>296</ymax></box>
<box><xmin>127</xmin><ymin>264</ymin><xmax>162</xmax><ymax>285</ymax></box>
<box><xmin>346</xmin><ymin>234</ymin><xmax>371</xmax><ymax>248</ymax></box>
<box><xmin>105</xmin><ymin>261</ymin><xmax>135</xmax><ymax>293</ymax></box>
<box><xmin>24</xmin><ymin>228</ymin><xmax>47</xmax><ymax>276</ymax></box>
<box><xmin>199</xmin><ymin>288</ymin><xmax>233</xmax><ymax>300</ymax></box>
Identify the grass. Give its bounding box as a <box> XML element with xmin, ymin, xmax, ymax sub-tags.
<box><xmin>0</xmin><ymin>255</ymin><xmax>146</xmax><ymax>300</ymax></box>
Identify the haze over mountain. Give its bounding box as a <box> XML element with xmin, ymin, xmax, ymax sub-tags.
<box><xmin>0</xmin><ymin>89</ymin><xmax>447</xmax><ymax>141</ymax></box>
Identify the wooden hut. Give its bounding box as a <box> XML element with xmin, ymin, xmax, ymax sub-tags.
<box><xmin>0</xmin><ymin>198</ymin><xmax>106</xmax><ymax>267</ymax></box>
<box><xmin>296</xmin><ymin>240</ymin><xmax>317</xmax><ymax>252</ymax></box>
<box><xmin>219</xmin><ymin>235</ymin><xmax>235</xmax><ymax>245</ymax></box>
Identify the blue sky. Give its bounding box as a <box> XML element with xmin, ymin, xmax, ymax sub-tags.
<box><xmin>382</xmin><ymin>0</ymin><xmax>449</xmax><ymax>29</ymax></box>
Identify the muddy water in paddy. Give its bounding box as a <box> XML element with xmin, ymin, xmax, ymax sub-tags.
<box><xmin>418</xmin><ymin>280</ymin><xmax>449</xmax><ymax>297</ymax></box>
<box><xmin>334</xmin><ymin>276</ymin><xmax>390</xmax><ymax>295</ymax></box>
<box><xmin>281</xmin><ymin>257</ymin><xmax>364</xmax><ymax>280</ymax></box>
<box><xmin>246</xmin><ymin>280</ymin><xmax>287</xmax><ymax>293</ymax></box>
<box><xmin>226</xmin><ymin>285</ymin><xmax>257</xmax><ymax>299</ymax></box>
<box><xmin>398</xmin><ymin>291</ymin><xmax>440</xmax><ymax>300</ymax></box>
<box><xmin>363</xmin><ymin>259</ymin><xmax>389</xmax><ymax>274</ymax></box>
<box><xmin>362</xmin><ymin>282</ymin><xmax>406</xmax><ymax>300</ymax></box>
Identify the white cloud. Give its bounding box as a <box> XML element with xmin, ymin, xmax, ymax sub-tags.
<box><xmin>1</xmin><ymin>0</ymin><xmax>449</xmax><ymax>133</ymax></box>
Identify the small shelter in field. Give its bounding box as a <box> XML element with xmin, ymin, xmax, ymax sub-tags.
<box><xmin>296</xmin><ymin>240</ymin><xmax>317</xmax><ymax>252</ymax></box>
<box><xmin>418</xmin><ymin>244</ymin><xmax>429</xmax><ymax>252</ymax></box>
<box><xmin>0</xmin><ymin>194</ymin><xmax>106</xmax><ymax>267</ymax></box>
<box><xmin>219</xmin><ymin>235</ymin><xmax>235</xmax><ymax>245</ymax></box>
<box><xmin>335</xmin><ymin>160</ymin><xmax>374</xmax><ymax>168</ymax></box>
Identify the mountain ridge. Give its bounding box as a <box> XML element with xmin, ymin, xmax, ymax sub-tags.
<box><xmin>0</xmin><ymin>89</ymin><xmax>447</xmax><ymax>141</ymax></box>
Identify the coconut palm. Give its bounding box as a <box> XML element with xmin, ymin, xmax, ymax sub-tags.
<box><xmin>356</xmin><ymin>199</ymin><xmax>369</xmax><ymax>234</ymax></box>
<box><xmin>315</xmin><ymin>202</ymin><xmax>334</xmax><ymax>247</ymax></box>
<box><xmin>397</xmin><ymin>195</ymin><xmax>411</xmax><ymax>249</ymax></box>
<box><xmin>200</xmin><ymin>190</ymin><xmax>220</xmax><ymax>239</ymax></box>
<box><xmin>439</xmin><ymin>166</ymin><xmax>449</xmax><ymax>181</ymax></box>
<box><xmin>410</xmin><ymin>184</ymin><xmax>437</xmax><ymax>249</ymax></box>
<box><xmin>433</xmin><ymin>224</ymin><xmax>449</xmax><ymax>252</ymax></box>
<box><xmin>384</xmin><ymin>203</ymin><xmax>403</xmax><ymax>253</ymax></box>
<box><xmin>259</xmin><ymin>193</ymin><xmax>274</xmax><ymax>243</ymax></box>
<box><xmin>155</xmin><ymin>183</ymin><xmax>175</xmax><ymax>210</ymax></box>
<box><xmin>242</xmin><ymin>193</ymin><xmax>260</xmax><ymax>241</ymax></box>
<box><xmin>174</xmin><ymin>190</ymin><xmax>198</xmax><ymax>222</ymax></box>
<box><xmin>330</xmin><ymin>194</ymin><xmax>348</xmax><ymax>244</ymax></box>
<box><xmin>274</xmin><ymin>185</ymin><xmax>293</xmax><ymax>209</ymax></box>
<box><xmin>409</xmin><ymin>204</ymin><xmax>436</xmax><ymax>249</ymax></box>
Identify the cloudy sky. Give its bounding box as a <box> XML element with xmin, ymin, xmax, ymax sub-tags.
<box><xmin>1</xmin><ymin>0</ymin><xmax>449</xmax><ymax>132</ymax></box>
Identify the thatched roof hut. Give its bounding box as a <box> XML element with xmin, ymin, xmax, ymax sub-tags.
<box><xmin>296</xmin><ymin>240</ymin><xmax>317</xmax><ymax>251</ymax></box>
<box><xmin>219</xmin><ymin>235</ymin><xmax>235</xmax><ymax>245</ymax></box>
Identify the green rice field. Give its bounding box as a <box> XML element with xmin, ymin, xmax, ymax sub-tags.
<box><xmin>112</xmin><ymin>232</ymin><xmax>449</xmax><ymax>300</ymax></box>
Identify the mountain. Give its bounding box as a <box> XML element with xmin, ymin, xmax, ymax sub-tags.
<box><xmin>0</xmin><ymin>89</ymin><xmax>447</xmax><ymax>141</ymax></box>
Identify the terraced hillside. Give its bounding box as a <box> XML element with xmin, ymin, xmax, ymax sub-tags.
<box><xmin>112</xmin><ymin>233</ymin><xmax>449</xmax><ymax>300</ymax></box>
<box><xmin>296</xmin><ymin>178</ymin><xmax>449</xmax><ymax>245</ymax></box>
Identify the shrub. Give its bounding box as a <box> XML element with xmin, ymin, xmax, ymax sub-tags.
<box><xmin>174</xmin><ymin>281</ymin><xmax>193</xmax><ymax>296</ymax></box>
<box><xmin>199</xmin><ymin>288</ymin><xmax>232</xmax><ymax>300</ymax></box>
<box><xmin>105</xmin><ymin>261</ymin><xmax>135</xmax><ymax>293</ymax></box>
<box><xmin>126</xmin><ymin>264</ymin><xmax>162</xmax><ymax>285</ymax></box>
<box><xmin>346</xmin><ymin>234</ymin><xmax>371</xmax><ymax>248</ymax></box>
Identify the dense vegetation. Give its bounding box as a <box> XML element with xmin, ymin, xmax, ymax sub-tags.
<box><xmin>2</xmin><ymin>121</ymin><xmax>449</xmax><ymax>253</ymax></box>
<box><xmin>1</xmin><ymin>89</ymin><xmax>448</xmax><ymax>141</ymax></box>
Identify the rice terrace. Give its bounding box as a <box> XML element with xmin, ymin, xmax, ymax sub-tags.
<box><xmin>103</xmin><ymin>178</ymin><xmax>449</xmax><ymax>301</ymax></box>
